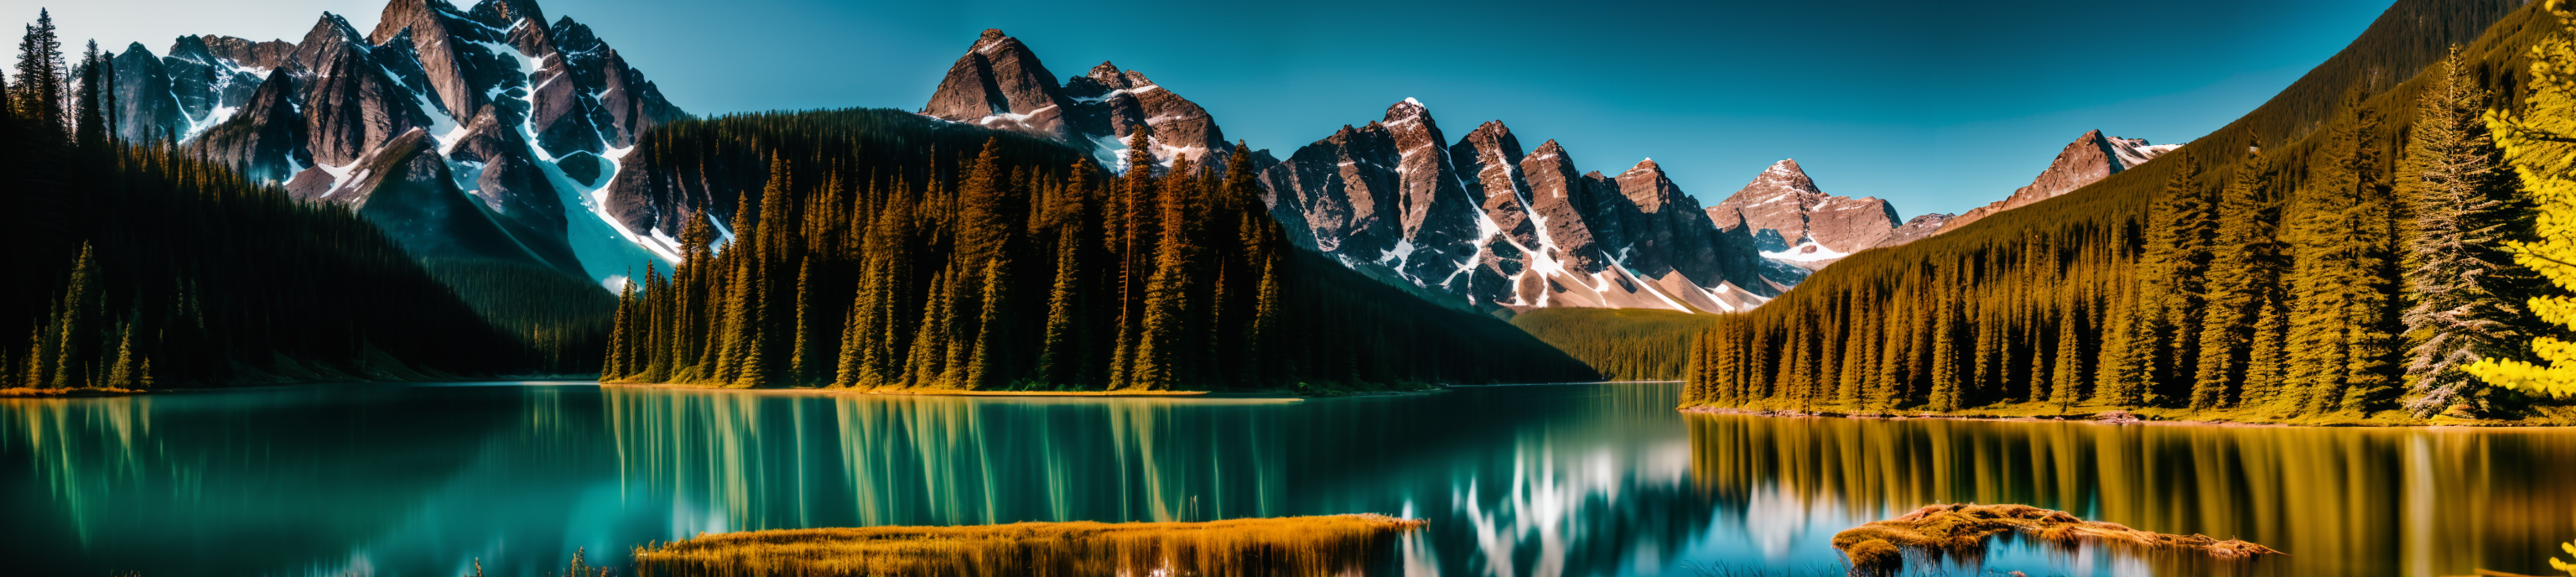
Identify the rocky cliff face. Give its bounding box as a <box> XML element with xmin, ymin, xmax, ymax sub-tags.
<box><xmin>114</xmin><ymin>0</ymin><xmax>689</xmax><ymax>288</ymax></box>
<box><xmin>1706</xmin><ymin>159</ymin><xmax>1933</xmax><ymax>270</ymax></box>
<box><xmin>1937</xmin><ymin>129</ymin><xmax>2179</xmax><ymax>233</ymax></box>
<box><xmin>1268</xmin><ymin>106</ymin><xmax>1783</xmax><ymax>314</ymax></box>
<box><xmin>917</xmin><ymin>29</ymin><xmax>1231</xmax><ymax>171</ymax></box>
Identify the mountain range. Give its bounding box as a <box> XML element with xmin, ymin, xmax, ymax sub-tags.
<box><xmin>96</xmin><ymin>0</ymin><xmax>686</xmax><ymax>288</ymax></box>
<box><xmin>92</xmin><ymin>5</ymin><xmax>2174</xmax><ymax>315</ymax></box>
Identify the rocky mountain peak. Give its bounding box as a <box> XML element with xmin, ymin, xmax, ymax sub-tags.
<box><xmin>1618</xmin><ymin>159</ymin><xmax>1683</xmax><ymax>212</ymax></box>
<box><xmin>1935</xmin><ymin>129</ymin><xmax>2180</xmax><ymax>234</ymax></box>
<box><xmin>923</xmin><ymin>29</ymin><xmax>1067</xmax><ymax>138</ymax></box>
<box><xmin>920</xmin><ymin>29</ymin><xmax>1228</xmax><ymax>169</ymax></box>
<box><xmin>1385</xmin><ymin>97</ymin><xmax>1431</xmax><ymax>125</ymax></box>
<box><xmin>1082</xmin><ymin>61</ymin><xmax>1130</xmax><ymax>89</ymax></box>
<box><xmin>1708</xmin><ymin>158</ymin><xmax>1911</xmax><ymax>268</ymax></box>
<box><xmin>289</xmin><ymin>13</ymin><xmax>371</xmax><ymax>70</ymax></box>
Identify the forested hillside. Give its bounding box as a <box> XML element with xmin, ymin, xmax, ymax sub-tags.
<box><xmin>597</xmin><ymin>109</ymin><xmax>1597</xmax><ymax>391</ymax></box>
<box><xmin>1682</xmin><ymin>0</ymin><xmax>2570</xmax><ymax>421</ymax></box>
<box><xmin>1511</xmin><ymin>309</ymin><xmax>1713</xmax><ymax>382</ymax></box>
<box><xmin>0</xmin><ymin>18</ymin><xmax>566</xmax><ymax>387</ymax></box>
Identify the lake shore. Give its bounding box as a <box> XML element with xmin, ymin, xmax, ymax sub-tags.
<box><xmin>601</xmin><ymin>381</ymin><xmax>1453</xmax><ymax>399</ymax></box>
<box><xmin>0</xmin><ymin>387</ymin><xmax>147</xmax><ymax>398</ymax></box>
<box><xmin>630</xmin><ymin>514</ymin><xmax>1425</xmax><ymax>576</ymax></box>
<box><xmin>1680</xmin><ymin>403</ymin><xmax>2576</xmax><ymax>428</ymax></box>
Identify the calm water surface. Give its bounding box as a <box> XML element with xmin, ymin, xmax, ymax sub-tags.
<box><xmin>3</xmin><ymin>382</ymin><xmax>2570</xmax><ymax>576</ymax></box>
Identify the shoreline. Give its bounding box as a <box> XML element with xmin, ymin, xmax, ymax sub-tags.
<box><xmin>1679</xmin><ymin>405</ymin><xmax>2576</xmax><ymax>429</ymax></box>
<box><xmin>599</xmin><ymin>381</ymin><xmax>1467</xmax><ymax>400</ymax></box>
<box><xmin>604</xmin><ymin>382</ymin><xmax>1332</xmax><ymax>399</ymax></box>
<box><xmin>0</xmin><ymin>387</ymin><xmax>148</xmax><ymax>398</ymax></box>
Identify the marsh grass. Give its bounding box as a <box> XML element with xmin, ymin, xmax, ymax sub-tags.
<box><xmin>1832</xmin><ymin>504</ymin><xmax>2280</xmax><ymax>576</ymax></box>
<box><xmin>631</xmin><ymin>513</ymin><xmax>1425</xmax><ymax>577</ymax></box>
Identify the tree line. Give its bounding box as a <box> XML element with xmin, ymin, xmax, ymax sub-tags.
<box><xmin>1683</xmin><ymin>6</ymin><xmax>2574</xmax><ymax>420</ymax></box>
<box><xmin>597</xmin><ymin>109</ymin><xmax>1596</xmax><ymax>391</ymax></box>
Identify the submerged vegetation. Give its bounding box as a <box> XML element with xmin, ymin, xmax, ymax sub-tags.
<box><xmin>1682</xmin><ymin>2</ymin><xmax>2576</xmax><ymax>424</ymax></box>
<box><xmin>596</xmin><ymin>110</ymin><xmax>1594</xmax><ymax>392</ymax></box>
<box><xmin>1832</xmin><ymin>504</ymin><xmax>2280</xmax><ymax>576</ymax></box>
<box><xmin>630</xmin><ymin>514</ymin><xmax>1425</xmax><ymax>577</ymax></box>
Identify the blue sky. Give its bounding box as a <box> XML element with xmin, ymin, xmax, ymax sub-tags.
<box><xmin>12</xmin><ymin>0</ymin><xmax>2397</xmax><ymax>216</ymax></box>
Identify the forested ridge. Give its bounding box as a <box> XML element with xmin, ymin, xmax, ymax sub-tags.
<box><xmin>1512</xmin><ymin>309</ymin><xmax>1714</xmax><ymax>382</ymax></box>
<box><xmin>597</xmin><ymin>109</ymin><xmax>1596</xmax><ymax>391</ymax></box>
<box><xmin>1683</xmin><ymin>1</ymin><xmax>2576</xmax><ymax>422</ymax></box>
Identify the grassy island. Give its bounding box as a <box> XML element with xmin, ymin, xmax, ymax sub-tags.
<box><xmin>631</xmin><ymin>514</ymin><xmax>1425</xmax><ymax>577</ymax></box>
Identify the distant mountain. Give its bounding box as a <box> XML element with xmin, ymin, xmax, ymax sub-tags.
<box><xmin>1706</xmin><ymin>159</ymin><xmax>1927</xmax><ymax>271</ymax></box>
<box><xmin>919</xmin><ymin>29</ymin><xmax>1233</xmax><ymax>170</ymax></box>
<box><xmin>102</xmin><ymin>0</ymin><xmax>687</xmax><ymax>288</ymax></box>
<box><xmin>1263</xmin><ymin>104</ymin><xmax>1789</xmax><ymax>314</ymax></box>
<box><xmin>1937</xmin><ymin>130</ymin><xmax>2179</xmax><ymax>233</ymax></box>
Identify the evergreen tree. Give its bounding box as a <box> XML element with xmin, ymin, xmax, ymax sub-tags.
<box><xmin>49</xmin><ymin>243</ymin><xmax>100</xmax><ymax>388</ymax></box>
<box><xmin>2193</xmin><ymin>142</ymin><xmax>2279</xmax><ymax>408</ymax></box>
<box><xmin>2470</xmin><ymin>3</ymin><xmax>2576</xmax><ymax>398</ymax></box>
<box><xmin>13</xmin><ymin>9</ymin><xmax>60</xmax><ymax>131</ymax></box>
<box><xmin>1036</xmin><ymin>218</ymin><xmax>1083</xmax><ymax>387</ymax></box>
<box><xmin>70</xmin><ymin>39</ymin><xmax>100</xmax><ymax>148</ymax></box>
<box><xmin>2282</xmin><ymin>91</ymin><xmax>2400</xmax><ymax>413</ymax></box>
<box><xmin>2397</xmin><ymin>45</ymin><xmax>2528</xmax><ymax>416</ymax></box>
<box><xmin>2137</xmin><ymin>153</ymin><xmax>2212</xmax><ymax>405</ymax></box>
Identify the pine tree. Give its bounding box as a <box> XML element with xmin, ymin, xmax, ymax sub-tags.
<box><xmin>789</xmin><ymin>256</ymin><xmax>817</xmax><ymax>385</ymax></box>
<box><xmin>1036</xmin><ymin>221</ymin><xmax>1083</xmax><ymax>387</ymax></box>
<box><xmin>104</xmin><ymin>320</ymin><xmax>137</xmax><ymax>388</ymax></box>
<box><xmin>2396</xmin><ymin>45</ymin><xmax>2528</xmax><ymax>416</ymax></box>
<box><xmin>2469</xmin><ymin>3</ymin><xmax>2576</xmax><ymax>398</ymax></box>
<box><xmin>2282</xmin><ymin>91</ymin><xmax>2399</xmax><ymax>413</ymax></box>
<box><xmin>1132</xmin><ymin>156</ymin><xmax>1198</xmax><ymax>391</ymax></box>
<box><xmin>967</xmin><ymin>257</ymin><xmax>1010</xmax><ymax>389</ymax></box>
<box><xmin>71</xmin><ymin>39</ymin><xmax>101</xmax><ymax>148</ymax></box>
<box><xmin>14</xmin><ymin>9</ymin><xmax>61</xmax><ymax>131</ymax></box>
<box><xmin>49</xmin><ymin>244</ymin><xmax>100</xmax><ymax>389</ymax></box>
<box><xmin>2193</xmin><ymin>143</ymin><xmax>2278</xmax><ymax>408</ymax></box>
<box><xmin>2138</xmin><ymin>154</ymin><xmax>2213</xmax><ymax>405</ymax></box>
<box><xmin>2095</xmin><ymin>267</ymin><xmax>2148</xmax><ymax>406</ymax></box>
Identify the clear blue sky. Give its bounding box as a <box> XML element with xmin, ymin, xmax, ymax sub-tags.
<box><xmin>12</xmin><ymin>0</ymin><xmax>2398</xmax><ymax>217</ymax></box>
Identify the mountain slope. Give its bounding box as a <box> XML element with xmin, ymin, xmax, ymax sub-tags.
<box><xmin>1935</xmin><ymin>130</ymin><xmax>2179</xmax><ymax>233</ymax></box>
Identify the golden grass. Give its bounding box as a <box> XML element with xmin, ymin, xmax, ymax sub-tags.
<box><xmin>1832</xmin><ymin>504</ymin><xmax>2281</xmax><ymax>575</ymax></box>
<box><xmin>0</xmin><ymin>387</ymin><xmax>144</xmax><ymax>398</ymax></box>
<box><xmin>632</xmin><ymin>514</ymin><xmax>1426</xmax><ymax>577</ymax></box>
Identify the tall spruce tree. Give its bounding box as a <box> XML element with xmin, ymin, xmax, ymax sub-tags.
<box><xmin>2192</xmin><ymin>142</ymin><xmax>2279</xmax><ymax>408</ymax></box>
<box><xmin>14</xmin><ymin>9</ymin><xmax>60</xmax><ymax>132</ymax></box>
<box><xmin>2282</xmin><ymin>90</ymin><xmax>2400</xmax><ymax>414</ymax></box>
<box><xmin>2396</xmin><ymin>45</ymin><xmax>2529</xmax><ymax>416</ymax></box>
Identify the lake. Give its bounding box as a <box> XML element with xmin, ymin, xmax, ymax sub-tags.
<box><xmin>3</xmin><ymin>382</ymin><xmax>2569</xmax><ymax>576</ymax></box>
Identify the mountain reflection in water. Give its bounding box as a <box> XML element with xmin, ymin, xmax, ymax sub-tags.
<box><xmin>0</xmin><ymin>382</ymin><xmax>2569</xmax><ymax>576</ymax></box>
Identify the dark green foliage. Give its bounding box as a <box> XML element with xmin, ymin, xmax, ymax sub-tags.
<box><xmin>1681</xmin><ymin>2</ymin><xmax>2560</xmax><ymax>418</ymax></box>
<box><xmin>420</xmin><ymin>259</ymin><xmax>617</xmax><ymax>375</ymax></box>
<box><xmin>600</xmin><ymin>108</ymin><xmax>1594</xmax><ymax>390</ymax></box>
<box><xmin>0</xmin><ymin>120</ymin><xmax>533</xmax><ymax>387</ymax></box>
